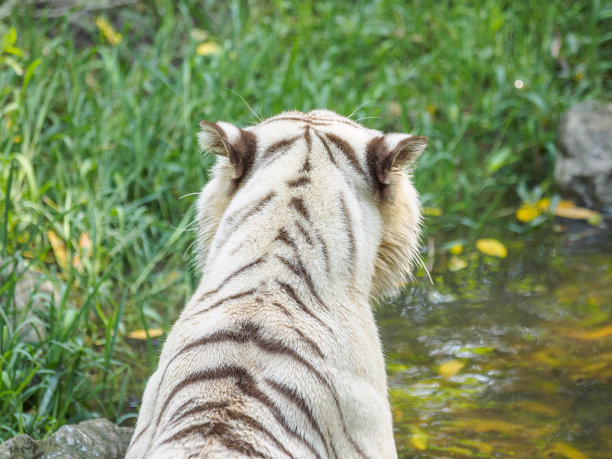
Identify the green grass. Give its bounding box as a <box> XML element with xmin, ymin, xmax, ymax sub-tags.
<box><xmin>1</xmin><ymin>0</ymin><xmax>610</xmax><ymax>442</ymax></box>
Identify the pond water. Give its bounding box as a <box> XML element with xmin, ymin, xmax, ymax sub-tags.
<box><xmin>379</xmin><ymin>228</ymin><xmax>612</xmax><ymax>458</ymax></box>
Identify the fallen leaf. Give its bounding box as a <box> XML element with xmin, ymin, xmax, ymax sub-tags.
<box><xmin>448</xmin><ymin>256</ymin><xmax>468</xmax><ymax>272</ymax></box>
<box><xmin>423</xmin><ymin>207</ymin><xmax>443</xmax><ymax>216</ymax></box>
<box><xmin>516</xmin><ymin>203</ymin><xmax>541</xmax><ymax>222</ymax></box>
<box><xmin>127</xmin><ymin>328</ymin><xmax>164</xmax><ymax>340</ymax></box>
<box><xmin>545</xmin><ymin>442</ymin><xmax>587</xmax><ymax>459</ymax></box>
<box><xmin>561</xmin><ymin>325</ymin><xmax>612</xmax><ymax>340</ymax></box>
<box><xmin>95</xmin><ymin>16</ymin><xmax>122</xmax><ymax>46</ymax></box>
<box><xmin>196</xmin><ymin>42</ymin><xmax>221</xmax><ymax>56</ymax></box>
<box><xmin>438</xmin><ymin>359</ymin><xmax>465</xmax><ymax>379</ymax></box>
<box><xmin>514</xmin><ymin>400</ymin><xmax>559</xmax><ymax>417</ymax></box>
<box><xmin>449</xmin><ymin>244</ymin><xmax>463</xmax><ymax>255</ymax></box>
<box><xmin>73</xmin><ymin>231</ymin><xmax>93</xmax><ymax>269</ymax></box>
<box><xmin>79</xmin><ymin>232</ymin><xmax>92</xmax><ymax>250</ymax></box>
<box><xmin>47</xmin><ymin>230</ymin><xmax>67</xmax><ymax>270</ymax></box>
<box><xmin>409</xmin><ymin>427</ymin><xmax>428</xmax><ymax>450</ymax></box>
<box><xmin>537</xmin><ymin>198</ymin><xmax>550</xmax><ymax>210</ymax></box>
<box><xmin>457</xmin><ymin>419</ymin><xmax>522</xmax><ymax>433</ymax></box>
<box><xmin>476</xmin><ymin>238</ymin><xmax>507</xmax><ymax>258</ymax></box>
<box><xmin>554</xmin><ymin>200</ymin><xmax>601</xmax><ymax>221</ymax></box>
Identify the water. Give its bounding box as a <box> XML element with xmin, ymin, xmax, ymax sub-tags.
<box><xmin>379</xmin><ymin>229</ymin><xmax>612</xmax><ymax>458</ymax></box>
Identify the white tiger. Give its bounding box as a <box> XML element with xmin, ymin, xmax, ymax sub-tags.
<box><xmin>126</xmin><ymin>109</ymin><xmax>427</xmax><ymax>459</ymax></box>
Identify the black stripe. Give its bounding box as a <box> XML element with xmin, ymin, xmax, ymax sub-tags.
<box><xmin>260</xmin><ymin>116</ymin><xmax>362</xmax><ymax>129</ymax></box>
<box><xmin>272</xmin><ymin>301</ymin><xmax>293</xmax><ymax>317</ymax></box>
<box><xmin>325</xmin><ymin>133</ymin><xmax>367</xmax><ymax>177</ymax></box>
<box><xmin>315</xmin><ymin>132</ymin><xmax>337</xmax><ymax>166</ymax></box>
<box><xmin>294</xmin><ymin>220</ymin><xmax>314</xmax><ymax>245</ymax></box>
<box><xmin>261</xmin><ymin>135</ymin><xmax>301</xmax><ymax>161</ymax></box>
<box><xmin>264</xmin><ymin>378</ymin><xmax>333</xmax><ymax>458</ymax></box>
<box><xmin>338</xmin><ymin>196</ymin><xmax>356</xmax><ymax>276</ymax></box>
<box><xmin>275</xmin><ymin>228</ymin><xmax>300</xmax><ymax>253</ymax></box>
<box><xmin>170</xmin><ymin>322</ymin><xmax>325</xmax><ymax>385</ymax></box>
<box><xmin>160</xmin><ymin>421</ymin><xmax>271</xmax><ymax>458</ymax></box>
<box><xmin>292</xmin><ymin>327</ymin><xmax>325</xmax><ymax>358</ymax></box>
<box><xmin>158</xmin><ymin>365</ymin><xmax>321</xmax><ymax>458</ymax></box>
<box><xmin>289</xmin><ymin>197</ymin><xmax>310</xmax><ymax>221</ymax></box>
<box><xmin>220</xmin><ymin>192</ymin><xmax>276</xmax><ymax>246</ymax></box>
<box><xmin>275</xmin><ymin>255</ymin><xmax>327</xmax><ymax>310</ymax></box>
<box><xmin>126</xmin><ymin>422</ymin><xmax>149</xmax><ymax>451</ymax></box>
<box><xmin>225</xmin><ymin>408</ymin><xmax>295</xmax><ymax>458</ymax></box>
<box><xmin>196</xmin><ymin>257</ymin><xmax>265</xmax><ymax>303</ymax></box>
<box><xmin>190</xmin><ymin>288</ymin><xmax>257</xmax><ymax>319</ymax></box>
<box><xmin>314</xmin><ymin>229</ymin><xmax>330</xmax><ymax>275</ymax></box>
<box><xmin>287</xmin><ymin>176</ymin><xmax>310</xmax><ymax>188</ymax></box>
<box><xmin>277</xmin><ymin>281</ymin><xmax>332</xmax><ymax>333</ymax></box>
<box><xmin>169</xmin><ymin>400</ymin><xmax>230</xmax><ymax>426</ymax></box>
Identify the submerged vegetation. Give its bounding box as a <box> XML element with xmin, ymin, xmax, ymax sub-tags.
<box><xmin>1</xmin><ymin>0</ymin><xmax>611</xmax><ymax>455</ymax></box>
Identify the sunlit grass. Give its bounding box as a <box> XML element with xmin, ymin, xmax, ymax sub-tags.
<box><xmin>0</xmin><ymin>0</ymin><xmax>610</xmax><ymax>441</ymax></box>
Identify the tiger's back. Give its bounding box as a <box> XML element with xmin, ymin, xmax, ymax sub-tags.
<box><xmin>126</xmin><ymin>110</ymin><xmax>427</xmax><ymax>458</ymax></box>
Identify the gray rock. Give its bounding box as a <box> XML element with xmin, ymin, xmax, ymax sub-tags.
<box><xmin>0</xmin><ymin>435</ymin><xmax>40</xmax><ymax>459</ymax></box>
<box><xmin>555</xmin><ymin>101</ymin><xmax>612</xmax><ymax>208</ymax></box>
<box><xmin>0</xmin><ymin>419</ymin><xmax>134</xmax><ymax>459</ymax></box>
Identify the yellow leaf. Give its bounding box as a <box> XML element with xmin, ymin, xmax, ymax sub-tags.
<box><xmin>547</xmin><ymin>442</ymin><xmax>587</xmax><ymax>459</ymax></box>
<box><xmin>473</xmin><ymin>442</ymin><xmax>494</xmax><ymax>454</ymax></box>
<box><xmin>72</xmin><ymin>232</ymin><xmax>93</xmax><ymax>269</ymax></box>
<box><xmin>79</xmin><ymin>231</ymin><xmax>92</xmax><ymax>250</ymax></box>
<box><xmin>438</xmin><ymin>359</ymin><xmax>465</xmax><ymax>379</ymax></box>
<box><xmin>13</xmin><ymin>135</ymin><xmax>21</xmax><ymax>144</ymax></box>
<box><xmin>448</xmin><ymin>256</ymin><xmax>468</xmax><ymax>272</ymax></box>
<box><xmin>409</xmin><ymin>427</ymin><xmax>428</xmax><ymax>450</ymax></box>
<box><xmin>514</xmin><ymin>400</ymin><xmax>559</xmax><ymax>417</ymax></box>
<box><xmin>423</xmin><ymin>207</ymin><xmax>443</xmax><ymax>216</ymax></box>
<box><xmin>196</xmin><ymin>41</ymin><xmax>220</xmax><ymax>56</ymax></box>
<box><xmin>537</xmin><ymin>198</ymin><xmax>550</xmax><ymax>210</ymax></box>
<box><xmin>47</xmin><ymin>230</ymin><xmax>67</xmax><ymax>270</ymax></box>
<box><xmin>458</xmin><ymin>419</ymin><xmax>522</xmax><ymax>433</ymax></box>
<box><xmin>561</xmin><ymin>325</ymin><xmax>612</xmax><ymax>341</ymax></box>
<box><xmin>95</xmin><ymin>16</ymin><xmax>122</xmax><ymax>46</ymax></box>
<box><xmin>516</xmin><ymin>203</ymin><xmax>541</xmax><ymax>222</ymax></box>
<box><xmin>554</xmin><ymin>200</ymin><xmax>601</xmax><ymax>221</ymax></box>
<box><xmin>476</xmin><ymin>238</ymin><xmax>507</xmax><ymax>258</ymax></box>
<box><xmin>449</xmin><ymin>244</ymin><xmax>463</xmax><ymax>255</ymax></box>
<box><xmin>127</xmin><ymin>328</ymin><xmax>164</xmax><ymax>340</ymax></box>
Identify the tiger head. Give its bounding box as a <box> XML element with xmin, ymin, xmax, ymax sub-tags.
<box><xmin>195</xmin><ymin>110</ymin><xmax>427</xmax><ymax>303</ymax></box>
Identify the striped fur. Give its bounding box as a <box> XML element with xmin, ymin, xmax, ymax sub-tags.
<box><xmin>126</xmin><ymin>110</ymin><xmax>427</xmax><ymax>458</ymax></box>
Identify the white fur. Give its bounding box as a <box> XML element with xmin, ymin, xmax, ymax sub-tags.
<box><xmin>126</xmin><ymin>110</ymin><xmax>425</xmax><ymax>459</ymax></box>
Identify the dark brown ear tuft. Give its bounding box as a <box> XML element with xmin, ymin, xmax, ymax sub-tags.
<box><xmin>367</xmin><ymin>134</ymin><xmax>427</xmax><ymax>186</ymax></box>
<box><xmin>198</xmin><ymin>121</ymin><xmax>257</xmax><ymax>180</ymax></box>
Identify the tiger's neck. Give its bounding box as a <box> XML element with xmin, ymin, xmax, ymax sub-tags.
<box><xmin>201</xmin><ymin>187</ymin><xmax>379</xmax><ymax>308</ymax></box>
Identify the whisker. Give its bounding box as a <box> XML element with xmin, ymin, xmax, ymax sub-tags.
<box><xmin>418</xmin><ymin>257</ymin><xmax>434</xmax><ymax>285</ymax></box>
<box><xmin>348</xmin><ymin>101</ymin><xmax>372</xmax><ymax>119</ymax></box>
<box><xmin>179</xmin><ymin>192</ymin><xmax>200</xmax><ymax>200</ymax></box>
<box><xmin>354</xmin><ymin>116</ymin><xmax>380</xmax><ymax>122</ymax></box>
<box><xmin>225</xmin><ymin>88</ymin><xmax>262</xmax><ymax>121</ymax></box>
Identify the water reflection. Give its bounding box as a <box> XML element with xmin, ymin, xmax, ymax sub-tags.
<box><xmin>379</xmin><ymin>231</ymin><xmax>612</xmax><ymax>458</ymax></box>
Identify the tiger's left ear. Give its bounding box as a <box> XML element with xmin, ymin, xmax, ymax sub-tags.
<box><xmin>198</xmin><ymin>120</ymin><xmax>257</xmax><ymax>180</ymax></box>
<box><xmin>367</xmin><ymin>134</ymin><xmax>428</xmax><ymax>185</ymax></box>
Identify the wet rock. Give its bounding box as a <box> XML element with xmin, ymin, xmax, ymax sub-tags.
<box><xmin>0</xmin><ymin>419</ymin><xmax>134</xmax><ymax>459</ymax></box>
<box><xmin>555</xmin><ymin>101</ymin><xmax>612</xmax><ymax>209</ymax></box>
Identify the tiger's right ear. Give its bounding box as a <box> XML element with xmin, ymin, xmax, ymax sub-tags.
<box><xmin>198</xmin><ymin>120</ymin><xmax>257</xmax><ymax>180</ymax></box>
